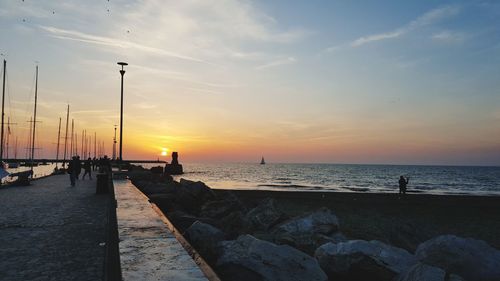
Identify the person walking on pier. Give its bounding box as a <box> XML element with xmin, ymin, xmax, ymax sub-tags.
<box><xmin>75</xmin><ymin>156</ymin><xmax>82</xmax><ymax>180</ymax></box>
<box><xmin>67</xmin><ymin>156</ymin><xmax>78</xmax><ymax>186</ymax></box>
<box><xmin>82</xmin><ymin>158</ymin><xmax>92</xmax><ymax>180</ymax></box>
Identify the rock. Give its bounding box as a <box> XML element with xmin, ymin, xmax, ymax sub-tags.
<box><xmin>137</xmin><ymin>181</ymin><xmax>173</xmax><ymax>195</ymax></box>
<box><xmin>150</xmin><ymin>166</ymin><xmax>163</xmax><ymax>174</ymax></box>
<box><xmin>175</xmin><ymin>187</ymin><xmax>200</xmax><ymax>214</ymax></box>
<box><xmin>185</xmin><ymin>221</ymin><xmax>225</xmax><ymax>264</ymax></box>
<box><xmin>415</xmin><ymin>235</ymin><xmax>500</xmax><ymax>281</ymax></box>
<box><xmin>179</xmin><ymin>179</ymin><xmax>216</xmax><ymax>202</ymax></box>
<box><xmin>127</xmin><ymin>169</ymin><xmax>152</xmax><ymax>181</ymax></box>
<box><xmin>395</xmin><ymin>263</ymin><xmax>464</xmax><ymax>281</ymax></box>
<box><xmin>313</xmin><ymin>232</ymin><xmax>348</xmax><ymax>247</ymax></box>
<box><xmin>167</xmin><ymin>211</ymin><xmax>200</xmax><ymax>231</ymax></box>
<box><xmin>200</xmin><ymin>199</ymin><xmax>244</xmax><ymax>219</ymax></box>
<box><xmin>148</xmin><ymin>194</ymin><xmax>178</xmax><ymax>212</ymax></box>
<box><xmin>314</xmin><ymin>240</ymin><xmax>417</xmax><ymax>281</ymax></box>
<box><xmin>272</xmin><ymin>207</ymin><xmax>339</xmax><ymax>252</ymax></box>
<box><xmin>216</xmin><ymin>235</ymin><xmax>327</xmax><ymax>281</ymax></box>
<box><xmin>166</xmin><ymin>210</ymin><xmax>219</xmax><ymax>232</ymax></box>
<box><xmin>245</xmin><ymin>198</ymin><xmax>284</xmax><ymax>231</ymax></box>
<box><xmin>219</xmin><ymin>211</ymin><xmax>248</xmax><ymax>239</ymax></box>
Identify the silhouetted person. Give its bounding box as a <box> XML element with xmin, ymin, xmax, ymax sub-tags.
<box><xmin>92</xmin><ymin>157</ymin><xmax>98</xmax><ymax>171</ymax></box>
<box><xmin>75</xmin><ymin>156</ymin><xmax>82</xmax><ymax>179</ymax></box>
<box><xmin>82</xmin><ymin>157</ymin><xmax>92</xmax><ymax>180</ymax></box>
<box><xmin>99</xmin><ymin>155</ymin><xmax>111</xmax><ymax>173</ymax></box>
<box><xmin>399</xmin><ymin>175</ymin><xmax>409</xmax><ymax>196</ymax></box>
<box><xmin>67</xmin><ymin>156</ymin><xmax>78</xmax><ymax>186</ymax></box>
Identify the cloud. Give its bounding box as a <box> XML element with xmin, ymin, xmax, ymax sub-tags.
<box><xmin>431</xmin><ymin>30</ymin><xmax>465</xmax><ymax>43</ymax></box>
<box><xmin>351</xmin><ymin>5</ymin><xmax>461</xmax><ymax>47</ymax></box>
<box><xmin>256</xmin><ymin>57</ymin><xmax>296</xmax><ymax>69</ymax></box>
<box><xmin>39</xmin><ymin>25</ymin><xmax>206</xmax><ymax>63</ymax></box>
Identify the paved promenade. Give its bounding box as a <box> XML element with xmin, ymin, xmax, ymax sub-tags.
<box><xmin>0</xmin><ymin>174</ymin><xmax>107</xmax><ymax>281</ymax></box>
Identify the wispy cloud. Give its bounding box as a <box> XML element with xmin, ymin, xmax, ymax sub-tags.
<box><xmin>256</xmin><ymin>57</ymin><xmax>296</xmax><ymax>69</ymax></box>
<box><xmin>39</xmin><ymin>25</ymin><xmax>206</xmax><ymax>63</ymax></box>
<box><xmin>351</xmin><ymin>5</ymin><xmax>461</xmax><ymax>47</ymax></box>
<box><xmin>431</xmin><ymin>30</ymin><xmax>465</xmax><ymax>43</ymax></box>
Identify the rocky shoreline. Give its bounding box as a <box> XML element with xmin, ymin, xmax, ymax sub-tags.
<box><xmin>128</xmin><ymin>166</ymin><xmax>500</xmax><ymax>281</ymax></box>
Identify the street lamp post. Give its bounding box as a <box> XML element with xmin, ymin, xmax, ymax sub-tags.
<box><xmin>117</xmin><ymin>62</ymin><xmax>127</xmax><ymax>164</ymax></box>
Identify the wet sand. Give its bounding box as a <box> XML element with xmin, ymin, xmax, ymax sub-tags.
<box><xmin>214</xmin><ymin>189</ymin><xmax>500</xmax><ymax>252</ymax></box>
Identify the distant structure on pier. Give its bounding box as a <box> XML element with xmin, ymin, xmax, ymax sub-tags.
<box><xmin>164</xmin><ymin>152</ymin><xmax>183</xmax><ymax>175</ymax></box>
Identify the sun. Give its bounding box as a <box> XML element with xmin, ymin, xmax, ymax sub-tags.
<box><xmin>161</xmin><ymin>148</ymin><xmax>168</xmax><ymax>156</ymax></box>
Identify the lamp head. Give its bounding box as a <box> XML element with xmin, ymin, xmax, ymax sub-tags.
<box><xmin>117</xmin><ymin>62</ymin><xmax>128</xmax><ymax>71</ymax></box>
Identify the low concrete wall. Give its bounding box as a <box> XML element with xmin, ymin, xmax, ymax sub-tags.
<box><xmin>114</xmin><ymin>179</ymin><xmax>208</xmax><ymax>281</ymax></box>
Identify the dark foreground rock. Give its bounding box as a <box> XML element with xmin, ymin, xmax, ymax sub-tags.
<box><xmin>395</xmin><ymin>263</ymin><xmax>464</xmax><ymax>281</ymax></box>
<box><xmin>245</xmin><ymin>198</ymin><xmax>285</xmax><ymax>231</ymax></box>
<box><xmin>185</xmin><ymin>221</ymin><xmax>225</xmax><ymax>264</ymax></box>
<box><xmin>272</xmin><ymin>207</ymin><xmax>339</xmax><ymax>253</ymax></box>
<box><xmin>314</xmin><ymin>240</ymin><xmax>416</xmax><ymax>281</ymax></box>
<box><xmin>216</xmin><ymin>235</ymin><xmax>327</xmax><ymax>281</ymax></box>
<box><xmin>415</xmin><ymin>235</ymin><xmax>500</xmax><ymax>281</ymax></box>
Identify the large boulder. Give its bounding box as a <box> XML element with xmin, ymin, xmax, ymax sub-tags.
<box><xmin>245</xmin><ymin>198</ymin><xmax>285</xmax><ymax>231</ymax></box>
<box><xmin>199</xmin><ymin>199</ymin><xmax>243</xmax><ymax>219</ymax></box>
<box><xmin>134</xmin><ymin>180</ymin><xmax>179</xmax><ymax>195</ymax></box>
<box><xmin>147</xmin><ymin>193</ymin><xmax>179</xmax><ymax>212</ymax></box>
<box><xmin>179</xmin><ymin>179</ymin><xmax>216</xmax><ymax>201</ymax></box>
<box><xmin>184</xmin><ymin>221</ymin><xmax>225</xmax><ymax>264</ymax></box>
<box><xmin>395</xmin><ymin>263</ymin><xmax>464</xmax><ymax>281</ymax></box>
<box><xmin>166</xmin><ymin>211</ymin><xmax>217</xmax><ymax>232</ymax></box>
<box><xmin>127</xmin><ymin>167</ymin><xmax>151</xmax><ymax>181</ymax></box>
<box><xmin>415</xmin><ymin>235</ymin><xmax>500</xmax><ymax>281</ymax></box>
<box><xmin>314</xmin><ymin>240</ymin><xmax>417</xmax><ymax>281</ymax></box>
<box><xmin>272</xmin><ymin>207</ymin><xmax>339</xmax><ymax>252</ymax></box>
<box><xmin>216</xmin><ymin>235</ymin><xmax>327</xmax><ymax>281</ymax></box>
<box><xmin>175</xmin><ymin>187</ymin><xmax>200</xmax><ymax>214</ymax></box>
<box><xmin>219</xmin><ymin>211</ymin><xmax>248</xmax><ymax>239</ymax></box>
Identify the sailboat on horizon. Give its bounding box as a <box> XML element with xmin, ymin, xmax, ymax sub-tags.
<box><xmin>260</xmin><ymin>156</ymin><xmax>266</xmax><ymax>165</ymax></box>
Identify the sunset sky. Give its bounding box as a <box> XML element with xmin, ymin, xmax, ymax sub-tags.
<box><xmin>0</xmin><ymin>1</ymin><xmax>499</xmax><ymax>165</ymax></box>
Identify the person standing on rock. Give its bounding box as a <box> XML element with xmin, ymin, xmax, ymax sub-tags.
<box><xmin>399</xmin><ymin>175</ymin><xmax>409</xmax><ymax>196</ymax></box>
<box><xmin>67</xmin><ymin>156</ymin><xmax>78</xmax><ymax>186</ymax></box>
<box><xmin>82</xmin><ymin>157</ymin><xmax>92</xmax><ymax>180</ymax></box>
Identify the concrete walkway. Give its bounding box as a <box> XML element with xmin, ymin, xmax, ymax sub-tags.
<box><xmin>0</xmin><ymin>174</ymin><xmax>107</xmax><ymax>281</ymax></box>
<box><xmin>114</xmin><ymin>179</ymin><xmax>208</xmax><ymax>281</ymax></box>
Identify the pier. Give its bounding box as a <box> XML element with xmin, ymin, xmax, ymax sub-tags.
<box><xmin>0</xmin><ymin>173</ymin><xmax>216</xmax><ymax>281</ymax></box>
<box><xmin>0</xmin><ymin>174</ymin><xmax>107</xmax><ymax>280</ymax></box>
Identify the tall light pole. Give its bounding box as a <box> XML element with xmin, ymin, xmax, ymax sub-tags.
<box><xmin>112</xmin><ymin>125</ymin><xmax>117</xmax><ymax>160</ymax></box>
<box><xmin>117</xmin><ymin>62</ymin><xmax>127</xmax><ymax>163</ymax></box>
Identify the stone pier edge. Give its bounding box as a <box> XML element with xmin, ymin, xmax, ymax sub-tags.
<box><xmin>128</xmin><ymin>179</ymin><xmax>221</xmax><ymax>281</ymax></box>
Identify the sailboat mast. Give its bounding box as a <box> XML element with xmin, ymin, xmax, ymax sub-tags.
<box><xmin>30</xmin><ymin>65</ymin><xmax>38</xmax><ymax>172</ymax></box>
<box><xmin>26</xmin><ymin>116</ymin><xmax>32</xmax><ymax>160</ymax></box>
<box><xmin>70</xmin><ymin>119</ymin><xmax>74</xmax><ymax>156</ymax></box>
<box><xmin>14</xmin><ymin>136</ymin><xmax>17</xmax><ymax>159</ymax></box>
<box><xmin>1</xmin><ymin>59</ymin><xmax>6</xmax><ymax>162</ymax></box>
<box><xmin>62</xmin><ymin>105</ymin><xmax>69</xmax><ymax>167</ymax></box>
<box><xmin>56</xmin><ymin>117</ymin><xmax>61</xmax><ymax>166</ymax></box>
<box><xmin>5</xmin><ymin>117</ymin><xmax>9</xmax><ymax>159</ymax></box>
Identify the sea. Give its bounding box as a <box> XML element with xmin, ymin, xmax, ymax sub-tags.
<box><xmin>142</xmin><ymin>163</ymin><xmax>500</xmax><ymax>196</ymax></box>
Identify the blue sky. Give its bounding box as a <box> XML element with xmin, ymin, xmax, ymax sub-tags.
<box><xmin>0</xmin><ymin>0</ymin><xmax>499</xmax><ymax>165</ymax></box>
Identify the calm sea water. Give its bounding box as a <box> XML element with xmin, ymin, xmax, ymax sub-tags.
<box><xmin>141</xmin><ymin>163</ymin><xmax>500</xmax><ymax>196</ymax></box>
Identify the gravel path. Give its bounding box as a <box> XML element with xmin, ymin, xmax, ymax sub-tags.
<box><xmin>0</xmin><ymin>174</ymin><xmax>107</xmax><ymax>281</ymax></box>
